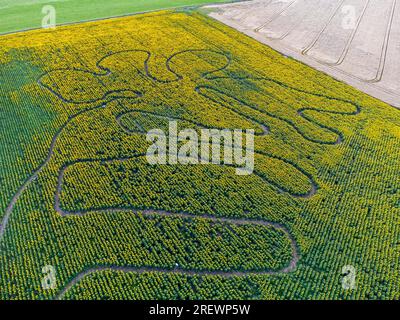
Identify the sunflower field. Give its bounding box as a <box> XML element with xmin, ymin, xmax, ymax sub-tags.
<box><xmin>0</xmin><ymin>10</ymin><xmax>399</xmax><ymax>300</ymax></box>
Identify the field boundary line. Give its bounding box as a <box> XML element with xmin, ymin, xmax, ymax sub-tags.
<box><xmin>0</xmin><ymin>1</ymin><xmax>247</xmax><ymax>37</ymax></box>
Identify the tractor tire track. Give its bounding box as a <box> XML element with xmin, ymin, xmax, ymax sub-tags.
<box><xmin>254</xmin><ymin>0</ymin><xmax>299</xmax><ymax>32</ymax></box>
<box><xmin>303</xmin><ymin>0</ymin><xmax>371</xmax><ymax>66</ymax></box>
<box><xmin>0</xmin><ymin>103</ymin><xmax>111</xmax><ymax>238</ymax></box>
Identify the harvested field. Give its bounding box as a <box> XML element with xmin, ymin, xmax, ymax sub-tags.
<box><xmin>206</xmin><ymin>0</ymin><xmax>400</xmax><ymax>108</ymax></box>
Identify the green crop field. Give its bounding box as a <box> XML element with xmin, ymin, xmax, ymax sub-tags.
<box><xmin>0</xmin><ymin>0</ymin><xmax>230</xmax><ymax>34</ymax></box>
<box><xmin>0</xmin><ymin>7</ymin><xmax>399</xmax><ymax>300</ymax></box>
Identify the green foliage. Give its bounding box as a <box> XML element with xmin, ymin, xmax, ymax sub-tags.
<box><xmin>0</xmin><ymin>10</ymin><xmax>399</xmax><ymax>300</ymax></box>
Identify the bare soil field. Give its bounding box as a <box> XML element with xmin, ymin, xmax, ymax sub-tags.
<box><xmin>206</xmin><ymin>0</ymin><xmax>400</xmax><ymax>108</ymax></box>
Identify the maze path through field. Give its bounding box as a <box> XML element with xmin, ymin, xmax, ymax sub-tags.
<box><xmin>0</xmin><ymin>48</ymin><xmax>361</xmax><ymax>299</ymax></box>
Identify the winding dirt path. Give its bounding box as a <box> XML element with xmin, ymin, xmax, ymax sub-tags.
<box><xmin>196</xmin><ymin>84</ymin><xmax>361</xmax><ymax>145</ymax></box>
<box><xmin>0</xmin><ymin>48</ymin><xmax>361</xmax><ymax>299</ymax></box>
<box><xmin>55</xmin><ymin>212</ymin><xmax>299</xmax><ymax>300</ymax></box>
<box><xmin>0</xmin><ymin>103</ymin><xmax>110</xmax><ymax>238</ymax></box>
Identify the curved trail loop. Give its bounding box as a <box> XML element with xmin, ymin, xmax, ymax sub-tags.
<box><xmin>116</xmin><ymin>109</ymin><xmax>271</xmax><ymax>137</ymax></box>
<box><xmin>0</xmin><ymin>103</ymin><xmax>113</xmax><ymax>238</ymax></box>
<box><xmin>196</xmin><ymin>85</ymin><xmax>360</xmax><ymax>145</ymax></box>
<box><xmin>1</xmin><ymin>48</ymin><xmax>361</xmax><ymax>299</ymax></box>
<box><xmin>56</xmin><ymin>154</ymin><xmax>317</xmax><ymax>216</ymax></box>
<box><xmin>55</xmin><ymin>211</ymin><xmax>299</xmax><ymax>300</ymax></box>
